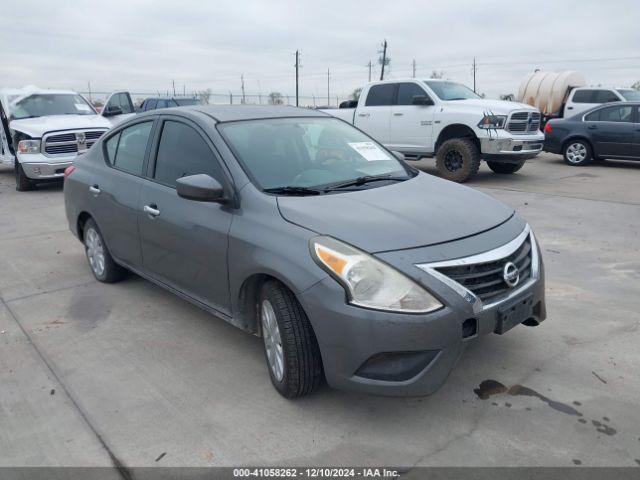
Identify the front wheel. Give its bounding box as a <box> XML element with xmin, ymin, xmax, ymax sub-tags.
<box><xmin>259</xmin><ymin>280</ymin><xmax>324</xmax><ymax>398</ymax></box>
<box><xmin>563</xmin><ymin>140</ymin><xmax>592</xmax><ymax>166</ymax></box>
<box><xmin>435</xmin><ymin>138</ymin><xmax>481</xmax><ymax>183</ymax></box>
<box><xmin>487</xmin><ymin>161</ymin><xmax>525</xmax><ymax>174</ymax></box>
<box><xmin>15</xmin><ymin>161</ymin><xmax>35</xmax><ymax>191</ymax></box>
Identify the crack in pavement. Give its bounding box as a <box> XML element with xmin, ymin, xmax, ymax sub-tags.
<box><xmin>0</xmin><ymin>293</ymin><xmax>132</xmax><ymax>479</ymax></box>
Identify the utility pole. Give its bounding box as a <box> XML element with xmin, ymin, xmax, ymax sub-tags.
<box><xmin>241</xmin><ymin>74</ymin><xmax>246</xmax><ymax>104</ymax></box>
<box><xmin>327</xmin><ymin>69</ymin><xmax>330</xmax><ymax>106</ymax></box>
<box><xmin>412</xmin><ymin>59</ymin><xmax>417</xmax><ymax>78</ymax></box>
<box><xmin>366</xmin><ymin>60</ymin><xmax>372</xmax><ymax>82</ymax></box>
<box><xmin>379</xmin><ymin>39</ymin><xmax>388</xmax><ymax>81</ymax></box>
<box><xmin>183</xmin><ymin>84</ymin><xmax>186</xmax><ymax>96</ymax></box>
<box><xmin>294</xmin><ymin>50</ymin><xmax>300</xmax><ymax>106</ymax></box>
<box><xmin>172</xmin><ymin>79</ymin><xmax>176</xmax><ymax>96</ymax></box>
<box><xmin>87</xmin><ymin>81</ymin><xmax>92</xmax><ymax>103</ymax></box>
<box><xmin>472</xmin><ymin>57</ymin><xmax>478</xmax><ymax>93</ymax></box>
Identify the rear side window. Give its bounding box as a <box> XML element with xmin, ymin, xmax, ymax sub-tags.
<box><xmin>572</xmin><ymin>90</ymin><xmax>595</xmax><ymax>103</ymax></box>
<box><xmin>153</xmin><ymin>120</ymin><xmax>222</xmax><ymax>187</ymax></box>
<box><xmin>585</xmin><ymin>105</ymin><xmax>633</xmax><ymax>123</ymax></box>
<box><xmin>144</xmin><ymin>99</ymin><xmax>157</xmax><ymax>111</ymax></box>
<box><xmin>396</xmin><ymin>83</ymin><xmax>427</xmax><ymax>105</ymax></box>
<box><xmin>365</xmin><ymin>84</ymin><xmax>396</xmax><ymax>106</ymax></box>
<box><xmin>593</xmin><ymin>90</ymin><xmax>620</xmax><ymax>103</ymax></box>
<box><xmin>104</xmin><ymin>121</ymin><xmax>153</xmax><ymax>175</ymax></box>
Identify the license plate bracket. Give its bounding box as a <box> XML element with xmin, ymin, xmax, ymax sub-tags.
<box><xmin>495</xmin><ymin>294</ymin><xmax>534</xmax><ymax>334</ymax></box>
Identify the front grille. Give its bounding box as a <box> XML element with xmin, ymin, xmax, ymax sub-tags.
<box><xmin>506</xmin><ymin>111</ymin><xmax>541</xmax><ymax>134</ymax></box>
<box><xmin>435</xmin><ymin>237</ymin><xmax>532</xmax><ymax>302</ymax></box>
<box><xmin>43</xmin><ymin>129</ymin><xmax>107</xmax><ymax>156</ymax></box>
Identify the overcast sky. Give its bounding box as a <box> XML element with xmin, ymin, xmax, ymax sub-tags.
<box><xmin>2</xmin><ymin>0</ymin><xmax>639</xmax><ymax>104</ymax></box>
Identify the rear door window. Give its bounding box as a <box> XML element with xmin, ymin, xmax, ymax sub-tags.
<box><xmin>105</xmin><ymin>121</ymin><xmax>153</xmax><ymax>175</ymax></box>
<box><xmin>153</xmin><ymin>120</ymin><xmax>223</xmax><ymax>187</ymax></box>
<box><xmin>572</xmin><ymin>90</ymin><xmax>595</xmax><ymax>103</ymax></box>
<box><xmin>365</xmin><ymin>84</ymin><xmax>396</xmax><ymax>106</ymax></box>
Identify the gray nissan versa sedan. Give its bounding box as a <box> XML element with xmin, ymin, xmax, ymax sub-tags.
<box><xmin>64</xmin><ymin>105</ymin><xmax>546</xmax><ymax>398</ymax></box>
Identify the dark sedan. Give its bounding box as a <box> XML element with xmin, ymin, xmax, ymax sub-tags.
<box><xmin>544</xmin><ymin>102</ymin><xmax>640</xmax><ymax>166</ymax></box>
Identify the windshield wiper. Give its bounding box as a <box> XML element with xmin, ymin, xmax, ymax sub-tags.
<box><xmin>447</xmin><ymin>97</ymin><xmax>469</xmax><ymax>101</ymax></box>
<box><xmin>263</xmin><ymin>186</ymin><xmax>323</xmax><ymax>196</ymax></box>
<box><xmin>323</xmin><ymin>175</ymin><xmax>407</xmax><ymax>191</ymax></box>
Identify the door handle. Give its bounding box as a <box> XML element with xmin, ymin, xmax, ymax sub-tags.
<box><xmin>567</xmin><ymin>106</ymin><xmax>574</xmax><ymax>110</ymax></box>
<box><xmin>357</xmin><ymin>113</ymin><xmax>370</xmax><ymax>118</ymax></box>
<box><xmin>143</xmin><ymin>204</ymin><xmax>160</xmax><ymax>218</ymax></box>
<box><xmin>393</xmin><ymin>113</ymin><xmax>404</xmax><ymax>116</ymax></box>
<box><xmin>587</xmin><ymin>125</ymin><xmax>598</xmax><ymax>130</ymax></box>
<box><xmin>89</xmin><ymin>185</ymin><xmax>101</xmax><ymax>195</ymax></box>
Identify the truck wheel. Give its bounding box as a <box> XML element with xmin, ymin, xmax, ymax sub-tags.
<box><xmin>15</xmin><ymin>161</ymin><xmax>35</xmax><ymax>191</ymax></box>
<box><xmin>563</xmin><ymin>140</ymin><xmax>592</xmax><ymax>166</ymax></box>
<box><xmin>259</xmin><ymin>280</ymin><xmax>324</xmax><ymax>398</ymax></box>
<box><xmin>487</xmin><ymin>161</ymin><xmax>525</xmax><ymax>174</ymax></box>
<box><xmin>83</xmin><ymin>218</ymin><xmax>127</xmax><ymax>283</ymax></box>
<box><xmin>435</xmin><ymin>138</ymin><xmax>481</xmax><ymax>182</ymax></box>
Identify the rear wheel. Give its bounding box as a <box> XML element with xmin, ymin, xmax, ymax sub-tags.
<box><xmin>487</xmin><ymin>161</ymin><xmax>525</xmax><ymax>174</ymax></box>
<box><xmin>563</xmin><ymin>140</ymin><xmax>592</xmax><ymax>166</ymax></box>
<box><xmin>83</xmin><ymin>218</ymin><xmax>127</xmax><ymax>283</ymax></box>
<box><xmin>435</xmin><ymin>138</ymin><xmax>481</xmax><ymax>182</ymax></box>
<box><xmin>259</xmin><ymin>280</ymin><xmax>323</xmax><ymax>398</ymax></box>
<box><xmin>15</xmin><ymin>161</ymin><xmax>35</xmax><ymax>191</ymax></box>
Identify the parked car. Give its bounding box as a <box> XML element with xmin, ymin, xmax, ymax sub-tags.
<box><xmin>64</xmin><ymin>105</ymin><xmax>546</xmax><ymax>398</ymax></box>
<box><xmin>0</xmin><ymin>87</ymin><xmax>134</xmax><ymax>191</ymax></box>
<box><xmin>321</xmin><ymin>79</ymin><xmax>544</xmax><ymax>182</ymax></box>
<box><xmin>543</xmin><ymin>102</ymin><xmax>640</xmax><ymax>166</ymax></box>
<box><xmin>518</xmin><ymin>70</ymin><xmax>640</xmax><ymax>126</ymax></box>
<box><xmin>138</xmin><ymin>96</ymin><xmax>201</xmax><ymax>112</ymax></box>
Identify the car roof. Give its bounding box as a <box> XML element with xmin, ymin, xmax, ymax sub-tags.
<box><xmin>184</xmin><ymin>105</ymin><xmax>329</xmax><ymax>122</ymax></box>
<box><xmin>145</xmin><ymin>96</ymin><xmax>197</xmax><ymax>100</ymax></box>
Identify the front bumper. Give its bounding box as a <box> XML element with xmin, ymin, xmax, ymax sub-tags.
<box><xmin>297</xmin><ymin>222</ymin><xmax>546</xmax><ymax>396</ymax></box>
<box><xmin>17</xmin><ymin>153</ymin><xmax>76</xmax><ymax>180</ymax></box>
<box><xmin>480</xmin><ymin>131</ymin><xmax>545</xmax><ymax>161</ymax></box>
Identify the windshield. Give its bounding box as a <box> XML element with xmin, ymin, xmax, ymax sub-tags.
<box><xmin>174</xmin><ymin>98</ymin><xmax>200</xmax><ymax>106</ymax></box>
<box><xmin>617</xmin><ymin>89</ymin><xmax>640</xmax><ymax>101</ymax></box>
<box><xmin>425</xmin><ymin>81</ymin><xmax>480</xmax><ymax>101</ymax></box>
<box><xmin>11</xmin><ymin>94</ymin><xmax>95</xmax><ymax>119</ymax></box>
<box><xmin>219</xmin><ymin>117</ymin><xmax>412</xmax><ymax>191</ymax></box>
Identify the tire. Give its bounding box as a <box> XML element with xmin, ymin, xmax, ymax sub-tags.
<box><xmin>563</xmin><ymin>140</ymin><xmax>592</xmax><ymax>166</ymax></box>
<box><xmin>259</xmin><ymin>280</ymin><xmax>324</xmax><ymax>398</ymax></box>
<box><xmin>435</xmin><ymin>138</ymin><xmax>481</xmax><ymax>182</ymax></box>
<box><xmin>487</xmin><ymin>161</ymin><xmax>525</xmax><ymax>174</ymax></box>
<box><xmin>15</xmin><ymin>161</ymin><xmax>35</xmax><ymax>191</ymax></box>
<box><xmin>83</xmin><ymin>218</ymin><xmax>127</xmax><ymax>283</ymax></box>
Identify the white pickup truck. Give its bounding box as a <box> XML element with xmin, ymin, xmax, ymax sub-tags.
<box><xmin>0</xmin><ymin>86</ymin><xmax>135</xmax><ymax>191</ymax></box>
<box><xmin>322</xmin><ymin>79</ymin><xmax>545</xmax><ymax>182</ymax></box>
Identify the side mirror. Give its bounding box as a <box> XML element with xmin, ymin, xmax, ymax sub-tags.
<box><xmin>176</xmin><ymin>174</ymin><xmax>225</xmax><ymax>203</ymax></box>
<box><xmin>412</xmin><ymin>95</ymin><xmax>434</xmax><ymax>106</ymax></box>
<box><xmin>103</xmin><ymin>105</ymin><xmax>123</xmax><ymax>117</ymax></box>
<box><xmin>391</xmin><ymin>151</ymin><xmax>405</xmax><ymax>161</ymax></box>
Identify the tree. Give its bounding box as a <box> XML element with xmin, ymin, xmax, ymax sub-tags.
<box><xmin>197</xmin><ymin>89</ymin><xmax>212</xmax><ymax>105</ymax></box>
<box><xmin>430</xmin><ymin>70</ymin><xmax>444</xmax><ymax>79</ymax></box>
<box><xmin>350</xmin><ymin>88</ymin><xmax>362</xmax><ymax>101</ymax></box>
<box><xmin>268</xmin><ymin>92</ymin><xmax>284</xmax><ymax>105</ymax></box>
<box><xmin>631</xmin><ymin>80</ymin><xmax>640</xmax><ymax>90</ymax></box>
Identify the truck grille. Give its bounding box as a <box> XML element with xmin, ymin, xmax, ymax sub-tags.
<box><xmin>434</xmin><ymin>237</ymin><xmax>533</xmax><ymax>302</ymax></box>
<box><xmin>506</xmin><ymin>111</ymin><xmax>541</xmax><ymax>134</ymax></box>
<box><xmin>43</xmin><ymin>129</ymin><xmax>107</xmax><ymax>157</ymax></box>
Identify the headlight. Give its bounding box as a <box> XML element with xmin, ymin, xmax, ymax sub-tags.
<box><xmin>310</xmin><ymin>236</ymin><xmax>443</xmax><ymax>313</ymax></box>
<box><xmin>478</xmin><ymin>115</ymin><xmax>507</xmax><ymax>129</ymax></box>
<box><xmin>17</xmin><ymin>139</ymin><xmax>41</xmax><ymax>154</ymax></box>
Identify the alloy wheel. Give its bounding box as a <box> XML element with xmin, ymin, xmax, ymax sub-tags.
<box><xmin>261</xmin><ymin>299</ymin><xmax>284</xmax><ymax>381</ymax></box>
<box><xmin>565</xmin><ymin>142</ymin><xmax>587</xmax><ymax>164</ymax></box>
<box><xmin>444</xmin><ymin>149</ymin><xmax>464</xmax><ymax>172</ymax></box>
<box><xmin>85</xmin><ymin>228</ymin><xmax>106</xmax><ymax>277</ymax></box>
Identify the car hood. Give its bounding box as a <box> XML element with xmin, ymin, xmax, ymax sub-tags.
<box><xmin>277</xmin><ymin>173</ymin><xmax>514</xmax><ymax>253</ymax></box>
<box><xmin>9</xmin><ymin>114</ymin><xmax>112</xmax><ymax>138</ymax></box>
<box><xmin>443</xmin><ymin>98</ymin><xmax>537</xmax><ymax>115</ymax></box>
